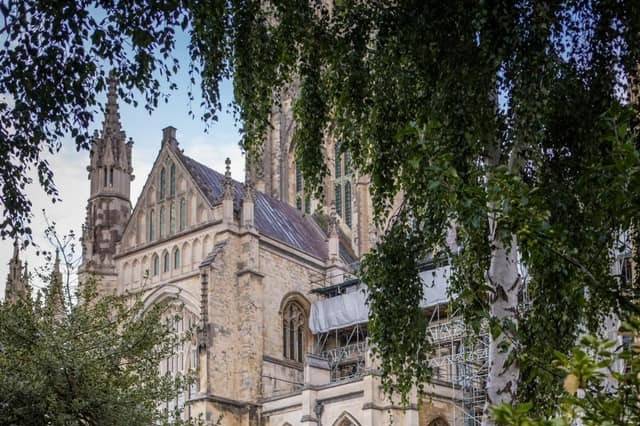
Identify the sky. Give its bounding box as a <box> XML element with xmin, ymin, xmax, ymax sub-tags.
<box><xmin>0</xmin><ymin>36</ymin><xmax>244</xmax><ymax>298</ymax></box>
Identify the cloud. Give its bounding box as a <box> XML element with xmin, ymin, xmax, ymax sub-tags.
<box><xmin>182</xmin><ymin>134</ymin><xmax>245</xmax><ymax>180</ymax></box>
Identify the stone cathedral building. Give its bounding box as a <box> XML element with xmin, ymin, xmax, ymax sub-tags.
<box><xmin>72</xmin><ymin>80</ymin><xmax>474</xmax><ymax>426</ymax></box>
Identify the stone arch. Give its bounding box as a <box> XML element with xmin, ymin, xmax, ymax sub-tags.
<box><xmin>162</xmin><ymin>249</ymin><xmax>171</xmax><ymax>274</ymax></box>
<box><xmin>203</xmin><ymin>234</ymin><xmax>213</xmax><ymax>256</ymax></box>
<box><xmin>142</xmin><ymin>284</ymin><xmax>200</xmax><ymax>316</ymax></box>
<box><xmin>332</xmin><ymin>412</ymin><xmax>361</xmax><ymax>426</ymax></box>
<box><xmin>192</xmin><ymin>238</ymin><xmax>202</xmax><ymax>264</ymax></box>
<box><xmin>132</xmin><ymin>259</ymin><xmax>140</xmax><ymax>284</ymax></box>
<box><xmin>141</xmin><ymin>255</ymin><xmax>150</xmax><ymax>281</ymax></box>
<box><xmin>151</xmin><ymin>253</ymin><xmax>160</xmax><ymax>277</ymax></box>
<box><xmin>172</xmin><ymin>245</ymin><xmax>181</xmax><ymax>270</ymax></box>
<box><xmin>122</xmin><ymin>261</ymin><xmax>131</xmax><ymax>284</ymax></box>
<box><xmin>428</xmin><ymin>418</ymin><xmax>449</xmax><ymax>426</ymax></box>
<box><xmin>182</xmin><ymin>241</ymin><xmax>191</xmax><ymax>269</ymax></box>
<box><xmin>278</xmin><ymin>291</ymin><xmax>311</xmax><ymax>315</ymax></box>
<box><xmin>281</xmin><ymin>293</ymin><xmax>311</xmax><ymax>364</ymax></box>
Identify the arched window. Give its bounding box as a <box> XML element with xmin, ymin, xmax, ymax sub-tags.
<box><xmin>173</xmin><ymin>248</ymin><xmax>180</xmax><ymax>269</ymax></box>
<box><xmin>148</xmin><ymin>209</ymin><xmax>155</xmax><ymax>241</ymax></box>
<box><xmin>159</xmin><ymin>206</ymin><xmax>166</xmax><ymax>238</ymax></box>
<box><xmin>333</xmin><ymin>412</ymin><xmax>360</xmax><ymax>426</ymax></box>
<box><xmin>295</xmin><ymin>163</ymin><xmax>303</xmax><ymax>211</ymax></box>
<box><xmin>170</xmin><ymin>202</ymin><xmax>176</xmax><ymax>235</ymax></box>
<box><xmin>344</xmin><ymin>182</ymin><xmax>352</xmax><ymax>228</ymax></box>
<box><xmin>170</xmin><ymin>163</ymin><xmax>176</xmax><ymax>197</ymax></box>
<box><xmin>159</xmin><ymin>304</ymin><xmax>199</xmax><ymax>420</ymax></box>
<box><xmin>283</xmin><ymin>301</ymin><xmax>306</xmax><ymax>363</ymax></box>
<box><xmin>335</xmin><ymin>144</ymin><xmax>342</xmax><ymax>178</ymax></box>
<box><xmin>163</xmin><ymin>251</ymin><xmax>170</xmax><ymax>273</ymax></box>
<box><xmin>160</xmin><ymin>167</ymin><xmax>166</xmax><ymax>200</ymax></box>
<box><xmin>428</xmin><ymin>418</ymin><xmax>449</xmax><ymax>426</ymax></box>
<box><xmin>152</xmin><ymin>254</ymin><xmax>160</xmax><ymax>276</ymax></box>
<box><xmin>179</xmin><ymin>198</ymin><xmax>187</xmax><ymax>231</ymax></box>
<box><xmin>334</xmin><ymin>143</ymin><xmax>353</xmax><ymax>228</ymax></box>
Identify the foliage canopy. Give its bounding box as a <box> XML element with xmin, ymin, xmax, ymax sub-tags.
<box><xmin>0</xmin><ymin>278</ymin><xmax>199</xmax><ymax>425</ymax></box>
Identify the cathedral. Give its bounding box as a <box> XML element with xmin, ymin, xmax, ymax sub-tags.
<box><xmin>5</xmin><ymin>78</ymin><xmax>476</xmax><ymax>426</ymax></box>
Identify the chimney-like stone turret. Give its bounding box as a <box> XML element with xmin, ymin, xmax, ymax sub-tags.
<box><xmin>4</xmin><ymin>239</ymin><xmax>30</xmax><ymax>303</ymax></box>
<box><xmin>79</xmin><ymin>73</ymin><xmax>134</xmax><ymax>293</ymax></box>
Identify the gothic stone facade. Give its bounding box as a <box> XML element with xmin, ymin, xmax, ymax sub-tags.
<box><xmin>78</xmin><ymin>84</ymin><xmax>460</xmax><ymax>426</ymax></box>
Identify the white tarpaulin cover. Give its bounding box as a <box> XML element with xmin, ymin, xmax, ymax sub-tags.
<box><xmin>419</xmin><ymin>265</ymin><xmax>451</xmax><ymax>308</ymax></box>
<box><xmin>309</xmin><ymin>289</ymin><xmax>369</xmax><ymax>334</ymax></box>
<box><xmin>308</xmin><ymin>264</ymin><xmax>452</xmax><ymax>334</ymax></box>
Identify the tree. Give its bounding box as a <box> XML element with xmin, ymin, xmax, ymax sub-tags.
<box><xmin>4</xmin><ymin>1</ymin><xmax>640</xmax><ymax>424</ymax></box>
<box><xmin>492</xmin><ymin>318</ymin><xmax>640</xmax><ymax>426</ymax></box>
<box><xmin>191</xmin><ymin>2</ymin><xmax>640</xmax><ymax>422</ymax></box>
<box><xmin>0</xmin><ymin>231</ymin><xmax>202</xmax><ymax>425</ymax></box>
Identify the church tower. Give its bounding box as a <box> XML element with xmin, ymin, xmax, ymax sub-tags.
<box><xmin>79</xmin><ymin>75</ymin><xmax>134</xmax><ymax>292</ymax></box>
<box><xmin>4</xmin><ymin>239</ymin><xmax>30</xmax><ymax>303</ymax></box>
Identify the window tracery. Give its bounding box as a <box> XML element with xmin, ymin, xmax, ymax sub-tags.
<box><xmin>170</xmin><ymin>202</ymin><xmax>176</xmax><ymax>235</ymax></box>
<box><xmin>160</xmin><ymin>167</ymin><xmax>166</xmax><ymax>200</ymax></box>
<box><xmin>334</xmin><ymin>144</ymin><xmax>353</xmax><ymax>228</ymax></box>
<box><xmin>159</xmin><ymin>206</ymin><xmax>166</xmax><ymax>238</ymax></box>
<box><xmin>163</xmin><ymin>251</ymin><xmax>170</xmax><ymax>274</ymax></box>
<box><xmin>152</xmin><ymin>254</ymin><xmax>160</xmax><ymax>276</ymax></box>
<box><xmin>173</xmin><ymin>248</ymin><xmax>180</xmax><ymax>269</ymax></box>
<box><xmin>179</xmin><ymin>198</ymin><xmax>187</xmax><ymax>231</ymax></box>
<box><xmin>148</xmin><ymin>209</ymin><xmax>155</xmax><ymax>242</ymax></box>
<box><xmin>170</xmin><ymin>163</ymin><xmax>176</xmax><ymax>197</ymax></box>
<box><xmin>282</xmin><ymin>301</ymin><xmax>306</xmax><ymax>363</ymax></box>
<box><xmin>159</xmin><ymin>304</ymin><xmax>199</xmax><ymax>421</ymax></box>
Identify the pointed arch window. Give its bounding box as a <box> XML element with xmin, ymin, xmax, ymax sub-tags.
<box><xmin>170</xmin><ymin>202</ymin><xmax>176</xmax><ymax>235</ymax></box>
<box><xmin>160</xmin><ymin>168</ymin><xmax>166</xmax><ymax>200</ymax></box>
<box><xmin>283</xmin><ymin>301</ymin><xmax>306</xmax><ymax>363</ymax></box>
<box><xmin>295</xmin><ymin>163</ymin><xmax>304</xmax><ymax>211</ymax></box>
<box><xmin>170</xmin><ymin>163</ymin><xmax>176</xmax><ymax>197</ymax></box>
<box><xmin>344</xmin><ymin>183</ymin><xmax>352</xmax><ymax>228</ymax></box>
<box><xmin>173</xmin><ymin>248</ymin><xmax>181</xmax><ymax>269</ymax></box>
<box><xmin>103</xmin><ymin>167</ymin><xmax>108</xmax><ymax>187</ymax></box>
<box><xmin>152</xmin><ymin>254</ymin><xmax>160</xmax><ymax>276</ymax></box>
<box><xmin>179</xmin><ymin>198</ymin><xmax>187</xmax><ymax>231</ymax></box>
<box><xmin>148</xmin><ymin>209</ymin><xmax>155</xmax><ymax>241</ymax></box>
<box><xmin>159</xmin><ymin>206</ymin><xmax>166</xmax><ymax>238</ymax></box>
<box><xmin>334</xmin><ymin>143</ymin><xmax>353</xmax><ymax>228</ymax></box>
<box><xmin>163</xmin><ymin>251</ymin><xmax>170</xmax><ymax>273</ymax></box>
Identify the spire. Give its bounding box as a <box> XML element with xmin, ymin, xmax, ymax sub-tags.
<box><xmin>103</xmin><ymin>72</ymin><xmax>122</xmax><ymax>138</ymax></box>
<box><xmin>46</xmin><ymin>249</ymin><xmax>65</xmax><ymax>318</ymax></box>
<box><xmin>223</xmin><ymin>157</ymin><xmax>235</xmax><ymax>224</ymax></box>
<box><xmin>4</xmin><ymin>238</ymin><xmax>28</xmax><ymax>303</ymax></box>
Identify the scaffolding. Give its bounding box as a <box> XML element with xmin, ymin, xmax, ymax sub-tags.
<box><xmin>310</xmin><ymin>268</ymin><xmax>490</xmax><ymax>425</ymax></box>
<box><xmin>427</xmin><ymin>306</ymin><xmax>489</xmax><ymax>426</ymax></box>
<box><xmin>314</xmin><ymin>322</ymin><xmax>368</xmax><ymax>382</ymax></box>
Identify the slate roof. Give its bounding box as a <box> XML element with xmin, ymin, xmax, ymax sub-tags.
<box><xmin>175</xmin><ymin>150</ymin><xmax>329</xmax><ymax>261</ymax></box>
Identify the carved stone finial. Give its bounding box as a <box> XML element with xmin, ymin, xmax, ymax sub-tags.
<box><xmin>328</xmin><ymin>201</ymin><xmax>339</xmax><ymax>237</ymax></box>
<box><xmin>223</xmin><ymin>157</ymin><xmax>234</xmax><ymax>201</ymax></box>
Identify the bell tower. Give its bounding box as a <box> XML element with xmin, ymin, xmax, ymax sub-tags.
<box><xmin>79</xmin><ymin>75</ymin><xmax>134</xmax><ymax>292</ymax></box>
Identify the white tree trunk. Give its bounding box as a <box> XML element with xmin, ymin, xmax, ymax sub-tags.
<box><xmin>482</xmin><ymin>230</ymin><xmax>521</xmax><ymax>425</ymax></box>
